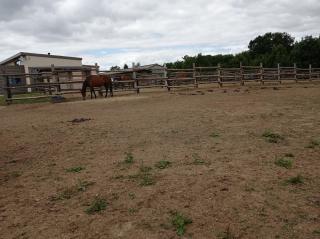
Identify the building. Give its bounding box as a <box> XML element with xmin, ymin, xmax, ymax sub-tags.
<box><xmin>0</xmin><ymin>52</ymin><xmax>98</xmax><ymax>93</ymax></box>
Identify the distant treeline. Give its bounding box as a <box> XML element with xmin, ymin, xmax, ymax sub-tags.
<box><xmin>165</xmin><ymin>32</ymin><xmax>320</xmax><ymax>68</ymax></box>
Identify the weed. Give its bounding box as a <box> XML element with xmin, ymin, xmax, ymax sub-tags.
<box><xmin>155</xmin><ymin>160</ymin><xmax>171</xmax><ymax>169</ymax></box>
<box><xmin>284</xmin><ymin>153</ymin><xmax>294</xmax><ymax>158</ymax></box>
<box><xmin>66</xmin><ymin>166</ymin><xmax>85</xmax><ymax>173</ymax></box>
<box><xmin>192</xmin><ymin>153</ymin><xmax>205</xmax><ymax>165</ymax></box>
<box><xmin>170</xmin><ymin>211</ymin><xmax>192</xmax><ymax>236</ymax></box>
<box><xmin>140</xmin><ymin>173</ymin><xmax>155</xmax><ymax>186</ymax></box>
<box><xmin>306</xmin><ymin>138</ymin><xmax>320</xmax><ymax>149</ymax></box>
<box><xmin>286</xmin><ymin>175</ymin><xmax>304</xmax><ymax>185</ymax></box>
<box><xmin>262</xmin><ymin>130</ymin><xmax>284</xmax><ymax>143</ymax></box>
<box><xmin>77</xmin><ymin>180</ymin><xmax>95</xmax><ymax>192</ymax></box>
<box><xmin>210</xmin><ymin>132</ymin><xmax>220</xmax><ymax>138</ymax></box>
<box><xmin>124</xmin><ymin>152</ymin><xmax>134</xmax><ymax>164</ymax></box>
<box><xmin>128</xmin><ymin>208</ymin><xmax>138</xmax><ymax>214</ymax></box>
<box><xmin>50</xmin><ymin>180</ymin><xmax>94</xmax><ymax>201</ymax></box>
<box><xmin>50</xmin><ymin>187</ymin><xmax>77</xmax><ymax>201</ymax></box>
<box><xmin>275</xmin><ymin>158</ymin><xmax>293</xmax><ymax>169</ymax></box>
<box><xmin>218</xmin><ymin>226</ymin><xmax>236</xmax><ymax>239</ymax></box>
<box><xmin>128</xmin><ymin>192</ymin><xmax>136</xmax><ymax>200</ymax></box>
<box><xmin>85</xmin><ymin>197</ymin><xmax>107</xmax><ymax>214</ymax></box>
<box><xmin>139</xmin><ymin>166</ymin><xmax>152</xmax><ymax>173</ymax></box>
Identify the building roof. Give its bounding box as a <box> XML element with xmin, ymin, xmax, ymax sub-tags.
<box><xmin>0</xmin><ymin>52</ymin><xmax>82</xmax><ymax>65</ymax></box>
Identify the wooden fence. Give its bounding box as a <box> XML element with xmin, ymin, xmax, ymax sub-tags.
<box><xmin>1</xmin><ymin>63</ymin><xmax>320</xmax><ymax>104</ymax></box>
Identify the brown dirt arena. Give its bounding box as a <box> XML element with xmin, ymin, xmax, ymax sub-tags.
<box><xmin>0</xmin><ymin>84</ymin><xmax>320</xmax><ymax>239</ymax></box>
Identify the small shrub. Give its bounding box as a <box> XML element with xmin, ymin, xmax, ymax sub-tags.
<box><xmin>155</xmin><ymin>160</ymin><xmax>171</xmax><ymax>169</ymax></box>
<box><xmin>85</xmin><ymin>197</ymin><xmax>107</xmax><ymax>214</ymax></box>
<box><xmin>286</xmin><ymin>175</ymin><xmax>304</xmax><ymax>185</ymax></box>
<box><xmin>262</xmin><ymin>130</ymin><xmax>284</xmax><ymax>143</ymax></box>
<box><xmin>275</xmin><ymin>158</ymin><xmax>293</xmax><ymax>169</ymax></box>
<box><xmin>171</xmin><ymin>211</ymin><xmax>192</xmax><ymax>236</ymax></box>
<box><xmin>66</xmin><ymin>166</ymin><xmax>85</xmax><ymax>173</ymax></box>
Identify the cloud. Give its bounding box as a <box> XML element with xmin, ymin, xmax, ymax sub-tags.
<box><xmin>0</xmin><ymin>0</ymin><xmax>319</xmax><ymax>69</ymax></box>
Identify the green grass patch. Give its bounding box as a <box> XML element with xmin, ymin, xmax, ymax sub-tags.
<box><xmin>262</xmin><ymin>130</ymin><xmax>284</xmax><ymax>143</ymax></box>
<box><xmin>85</xmin><ymin>197</ymin><xmax>107</xmax><ymax>214</ymax></box>
<box><xmin>170</xmin><ymin>211</ymin><xmax>192</xmax><ymax>236</ymax></box>
<box><xmin>286</xmin><ymin>175</ymin><xmax>304</xmax><ymax>185</ymax></box>
<box><xmin>66</xmin><ymin>166</ymin><xmax>85</xmax><ymax>173</ymax></box>
<box><xmin>1</xmin><ymin>93</ymin><xmax>52</xmax><ymax>105</ymax></box>
<box><xmin>155</xmin><ymin>160</ymin><xmax>171</xmax><ymax>169</ymax></box>
<box><xmin>275</xmin><ymin>157</ymin><xmax>293</xmax><ymax>169</ymax></box>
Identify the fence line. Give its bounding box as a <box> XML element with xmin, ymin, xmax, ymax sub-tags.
<box><xmin>1</xmin><ymin>62</ymin><xmax>320</xmax><ymax>104</ymax></box>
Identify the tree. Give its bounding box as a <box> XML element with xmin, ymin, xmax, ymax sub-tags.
<box><xmin>248</xmin><ymin>32</ymin><xmax>294</xmax><ymax>56</ymax></box>
<box><xmin>292</xmin><ymin>36</ymin><xmax>320</xmax><ymax>67</ymax></box>
<box><xmin>123</xmin><ymin>64</ymin><xmax>129</xmax><ymax>69</ymax></box>
<box><xmin>110</xmin><ymin>66</ymin><xmax>120</xmax><ymax>71</ymax></box>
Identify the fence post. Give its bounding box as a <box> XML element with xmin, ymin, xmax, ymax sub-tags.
<box><xmin>240</xmin><ymin>62</ymin><xmax>244</xmax><ymax>86</ymax></box>
<box><xmin>133</xmin><ymin>69</ymin><xmax>139</xmax><ymax>94</ymax></box>
<box><xmin>5</xmin><ymin>76</ymin><xmax>12</xmax><ymax>104</ymax></box>
<box><xmin>163</xmin><ymin>64</ymin><xmax>169</xmax><ymax>91</ymax></box>
<box><xmin>309</xmin><ymin>64</ymin><xmax>312</xmax><ymax>82</ymax></box>
<box><xmin>294</xmin><ymin>63</ymin><xmax>297</xmax><ymax>83</ymax></box>
<box><xmin>193</xmin><ymin>63</ymin><xmax>198</xmax><ymax>88</ymax></box>
<box><xmin>218</xmin><ymin>63</ymin><xmax>222</xmax><ymax>87</ymax></box>
<box><xmin>277</xmin><ymin>63</ymin><xmax>281</xmax><ymax>84</ymax></box>
<box><xmin>260</xmin><ymin>63</ymin><xmax>264</xmax><ymax>85</ymax></box>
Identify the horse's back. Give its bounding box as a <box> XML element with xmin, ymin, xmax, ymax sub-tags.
<box><xmin>87</xmin><ymin>75</ymin><xmax>110</xmax><ymax>87</ymax></box>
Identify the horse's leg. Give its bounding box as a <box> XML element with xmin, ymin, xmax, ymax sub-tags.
<box><xmin>109</xmin><ymin>82</ymin><xmax>113</xmax><ymax>97</ymax></box>
<box><xmin>90</xmin><ymin>86</ymin><xmax>94</xmax><ymax>99</ymax></box>
<box><xmin>104</xmin><ymin>83</ymin><xmax>108</xmax><ymax>98</ymax></box>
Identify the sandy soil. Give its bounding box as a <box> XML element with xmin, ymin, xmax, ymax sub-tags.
<box><xmin>0</xmin><ymin>84</ymin><xmax>320</xmax><ymax>239</ymax></box>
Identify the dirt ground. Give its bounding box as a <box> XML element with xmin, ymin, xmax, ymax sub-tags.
<box><xmin>0</xmin><ymin>84</ymin><xmax>319</xmax><ymax>239</ymax></box>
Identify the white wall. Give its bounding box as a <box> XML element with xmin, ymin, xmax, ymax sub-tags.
<box><xmin>21</xmin><ymin>55</ymin><xmax>82</xmax><ymax>67</ymax></box>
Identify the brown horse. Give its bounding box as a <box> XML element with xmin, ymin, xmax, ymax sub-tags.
<box><xmin>81</xmin><ymin>75</ymin><xmax>113</xmax><ymax>100</ymax></box>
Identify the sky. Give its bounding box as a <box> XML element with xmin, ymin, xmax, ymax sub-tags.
<box><xmin>0</xmin><ymin>0</ymin><xmax>319</xmax><ymax>69</ymax></box>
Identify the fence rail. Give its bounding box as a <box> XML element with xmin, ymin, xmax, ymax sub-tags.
<box><xmin>1</xmin><ymin>63</ymin><xmax>320</xmax><ymax>104</ymax></box>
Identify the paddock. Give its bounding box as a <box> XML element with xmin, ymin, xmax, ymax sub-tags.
<box><xmin>0</xmin><ymin>84</ymin><xmax>319</xmax><ymax>238</ymax></box>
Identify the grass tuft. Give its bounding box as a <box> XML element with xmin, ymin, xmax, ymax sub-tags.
<box><xmin>85</xmin><ymin>197</ymin><xmax>107</xmax><ymax>214</ymax></box>
<box><xmin>210</xmin><ymin>132</ymin><xmax>220</xmax><ymax>138</ymax></box>
<box><xmin>286</xmin><ymin>175</ymin><xmax>304</xmax><ymax>185</ymax></box>
<box><xmin>306</xmin><ymin>138</ymin><xmax>320</xmax><ymax>149</ymax></box>
<box><xmin>192</xmin><ymin>153</ymin><xmax>205</xmax><ymax>165</ymax></box>
<box><xmin>262</xmin><ymin>130</ymin><xmax>284</xmax><ymax>143</ymax></box>
<box><xmin>124</xmin><ymin>152</ymin><xmax>134</xmax><ymax>164</ymax></box>
<box><xmin>66</xmin><ymin>166</ymin><xmax>85</xmax><ymax>173</ymax></box>
<box><xmin>275</xmin><ymin>157</ymin><xmax>293</xmax><ymax>169</ymax></box>
<box><xmin>155</xmin><ymin>160</ymin><xmax>171</xmax><ymax>169</ymax></box>
<box><xmin>170</xmin><ymin>211</ymin><xmax>192</xmax><ymax>236</ymax></box>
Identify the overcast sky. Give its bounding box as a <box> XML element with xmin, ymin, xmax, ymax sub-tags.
<box><xmin>0</xmin><ymin>0</ymin><xmax>319</xmax><ymax>69</ymax></box>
